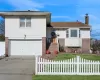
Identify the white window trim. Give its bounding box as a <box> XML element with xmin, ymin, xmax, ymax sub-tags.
<box><xmin>20</xmin><ymin>17</ymin><xmax>31</xmax><ymax>28</ymax></box>
<box><xmin>66</xmin><ymin>29</ymin><xmax>69</xmax><ymax>38</ymax></box>
<box><xmin>69</xmin><ymin>28</ymin><xmax>79</xmax><ymax>38</ymax></box>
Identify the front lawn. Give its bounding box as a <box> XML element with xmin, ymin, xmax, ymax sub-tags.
<box><xmin>33</xmin><ymin>53</ymin><xmax>100</xmax><ymax>80</ymax></box>
<box><xmin>54</xmin><ymin>53</ymin><xmax>100</xmax><ymax>61</ymax></box>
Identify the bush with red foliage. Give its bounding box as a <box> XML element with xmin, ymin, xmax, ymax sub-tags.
<box><xmin>46</xmin><ymin>50</ymin><xmax>51</xmax><ymax>54</ymax></box>
<box><xmin>54</xmin><ymin>50</ymin><xmax>58</xmax><ymax>54</ymax></box>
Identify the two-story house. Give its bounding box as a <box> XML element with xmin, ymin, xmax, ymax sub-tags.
<box><xmin>0</xmin><ymin>11</ymin><xmax>51</xmax><ymax>56</ymax></box>
<box><xmin>0</xmin><ymin>11</ymin><xmax>91</xmax><ymax>57</ymax></box>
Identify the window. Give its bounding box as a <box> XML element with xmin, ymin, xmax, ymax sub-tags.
<box><xmin>20</xmin><ymin>17</ymin><xmax>31</xmax><ymax>27</ymax></box>
<box><xmin>20</xmin><ymin>18</ymin><xmax>25</xmax><ymax>27</ymax></box>
<box><xmin>66</xmin><ymin>29</ymin><xmax>80</xmax><ymax>38</ymax></box>
<box><xmin>70</xmin><ymin>29</ymin><xmax>77</xmax><ymax>37</ymax></box>
<box><xmin>79</xmin><ymin>30</ymin><xmax>81</xmax><ymax>37</ymax></box>
<box><xmin>66</xmin><ymin>29</ymin><xmax>69</xmax><ymax>38</ymax></box>
<box><xmin>26</xmin><ymin>17</ymin><xmax>31</xmax><ymax>27</ymax></box>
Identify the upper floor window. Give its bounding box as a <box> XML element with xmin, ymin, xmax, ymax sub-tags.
<box><xmin>20</xmin><ymin>17</ymin><xmax>31</xmax><ymax>27</ymax></box>
<box><xmin>70</xmin><ymin>29</ymin><xmax>77</xmax><ymax>37</ymax></box>
<box><xmin>20</xmin><ymin>18</ymin><xmax>25</xmax><ymax>27</ymax></box>
<box><xmin>26</xmin><ymin>17</ymin><xmax>31</xmax><ymax>27</ymax></box>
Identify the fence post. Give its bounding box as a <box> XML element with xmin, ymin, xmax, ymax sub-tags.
<box><xmin>35</xmin><ymin>55</ymin><xmax>38</xmax><ymax>75</ymax></box>
<box><xmin>77</xmin><ymin>56</ymin><xmax>79</xmax><ymax>75</ymax></box>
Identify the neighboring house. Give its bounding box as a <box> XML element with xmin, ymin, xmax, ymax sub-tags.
<box><xmin>47</xmin><ymin>14</ymin><xmax>91</xmax><ymax>53</ymax></box>
<box><xmin>0</xmin><ymin>11</ymin><xmax>91</xmax><ymax>57</ymax></box>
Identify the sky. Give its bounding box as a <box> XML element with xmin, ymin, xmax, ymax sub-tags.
<box><xmin>0</xmin><ymin>0</ymin><xmax>100</xmax><ymax>39</ymax></box>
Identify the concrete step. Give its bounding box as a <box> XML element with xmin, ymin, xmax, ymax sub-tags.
<box><xmin>42</xmin><ymin>54</ymin><xmax>57</xmax><ymax>60</ymax></box>
<box><xmin>49</xmin><ymin>43</ymin><xmax>59</xmax><ymax>53</ymax></box>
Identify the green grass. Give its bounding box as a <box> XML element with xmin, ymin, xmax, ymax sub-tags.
<box><xmin>33</xmin><ymin>53</ymin><xmax>100</xmax><ymax>80</ymax></box>
<box><xmin>54</xmin><ymin>53</ymin><xmax>76</xmax><ymax>60</ymax></box>
<box><xmin>54</xmin><ymin>53</ymin><xmax>100</xmax><ymax>61</ymax></box>
<box><xmin>33</xmin><ymin>75</ymin><xmax>100</xmax><ymax>80</ymax></box>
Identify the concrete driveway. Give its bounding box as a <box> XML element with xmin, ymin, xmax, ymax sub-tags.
<box><xmin>0</xmin><ymin>56</ymin><xmax>35</xmax><ymax>80</ymax></box>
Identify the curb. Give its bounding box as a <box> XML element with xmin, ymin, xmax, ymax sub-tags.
<box><xmin>0</xmin><ymin>56</ymin><xmax>5</xmax><ymax>60</ymax></box>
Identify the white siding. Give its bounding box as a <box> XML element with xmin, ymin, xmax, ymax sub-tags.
<box><xmin>55</xmin><ymin>30</ymin><xmax>66</xmax><ymax>38</ymax></box>
<box><xmin>0</xmin><ymin>42</ymin><xmax>5</xmax><ymax>56</ymax></box>
<box><xmin>5</xmin><ymin>16</ymin><xmax>46</xmax><ymax>39</ymax></box>
<box><xmin>81</xmin><ymin>30</ymin><xmax>90</xmax><ymax>38</ymax></box>
<box><xmin>65</xmin><ymin>38</ymin><xmax>82</xmax><ymax>47</ymax></box>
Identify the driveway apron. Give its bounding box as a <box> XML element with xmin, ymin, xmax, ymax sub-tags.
<box><xmin>0</xmin><ymin>56</ymin><xmax>35</xmax><ymax>80</ymax></box>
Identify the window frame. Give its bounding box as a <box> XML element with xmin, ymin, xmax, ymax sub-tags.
<box><xmin>20</xmin><ymin>17</ymin><xmax>31</xmax><ymax>28</ymax></box>
<box><xmin>66</xmin><ymin>29</ymin><xmax>69</xmax><ymax>38</ymax></box>
<box><xmin>26</xmin><ymin>17</ymin><xmax>31</xmax><ymax>27</ymax></box>
<box><xmin>70</xmin><ymin>29</ymin><xmax>78</xmax><ymax>37</ymax></box>
<box><xmin>69</xmin><ymin>28</ymin><xmax>79</xmax><ymax>38</ymax></box>
<box><xmin>20</xmin><ymin>17</ymin><xmax>25</xmax><ymax>27</ymax></box>
<box><xmin>79</xmin><ymin>29</ymin><xmax>81</xmax><ymax>38</ymax></box>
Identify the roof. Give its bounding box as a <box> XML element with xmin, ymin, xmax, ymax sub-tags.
<box><xmin>48</xmin><ymin>22</ymin><xmax>91</xmax><ymax>28</ymax></box>
<box><xmin>0</xmin><ymin>10</ymin><xmax>51</xmax><ymax>16</ymax></box>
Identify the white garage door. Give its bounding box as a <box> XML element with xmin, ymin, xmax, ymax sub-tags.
<box><xmin>10</xmin><ymin>40</ymin><xmax>42</xmax><ymax>55</ymax></box>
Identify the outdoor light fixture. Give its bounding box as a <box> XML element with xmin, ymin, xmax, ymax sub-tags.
<box><xmin>24</xmin><ymin>34</ymin><xmax>26</xmax><ymax>39</ymax></box>
<box><xmin>57</xmin><ymin>33</ymin><xmax>59</xmax><ymax>36</ymax></box>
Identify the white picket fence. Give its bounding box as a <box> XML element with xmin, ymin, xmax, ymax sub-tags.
<box><xmin>35</xmin><ymin>56</ymin><xmax>100</xmax><ymax>75</ymax></box>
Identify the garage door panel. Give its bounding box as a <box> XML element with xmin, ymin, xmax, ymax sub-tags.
<box><xmin>10</xmin><ymin>40</ymin><xmax>42</xmax><ymax>55</ymax></box>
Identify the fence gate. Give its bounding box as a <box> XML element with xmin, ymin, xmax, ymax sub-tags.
<box><xmin>35</xmin><ymin>56</ymin><xmax>100</xmax><ymax>75</ymax></box>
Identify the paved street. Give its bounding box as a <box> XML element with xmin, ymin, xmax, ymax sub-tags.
<box><xmin>0</xmin><ymin>56</ymin><xmax>35</xmax><ymax>80</ymax></box>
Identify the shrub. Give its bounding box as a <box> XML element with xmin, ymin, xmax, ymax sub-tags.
<box><xmin>0</xmin><ymin>35</ymin><xmax>5</xmax><ymax>41</ymax></box>
<box><xmin>46</xmin><ymin>50</ymin><xmax>51</xmax><ymax>54</ymax></box>
<box><xmin>59</xmin><ymin>46</ymin><xmax>65</xmax><ymax>52</ymax></box>
<box><xmin>54</xmin><ymin>50</ymin><xmax>58</xmax><ymax>54</ymax></box>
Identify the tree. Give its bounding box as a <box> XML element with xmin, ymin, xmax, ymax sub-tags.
<box><xmin>0</xmin><ymin>19</ymin><xmax>5</xmax><ymax>41</ymax></box>
<box><xmin>0</xmin><ymin>19</ymin><xmax>5</xmax><ymax>35</ymax></box>
<box><xmin>91</xmin><ymin>39</ymin><xmax>100</xmax><ymax>53</ymax></box>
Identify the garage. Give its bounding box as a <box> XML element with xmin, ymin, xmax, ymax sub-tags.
<box><xmin>9</xmin><ymin>39</ymin><xmax>42</xmax><ymax>56</ymax></box>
